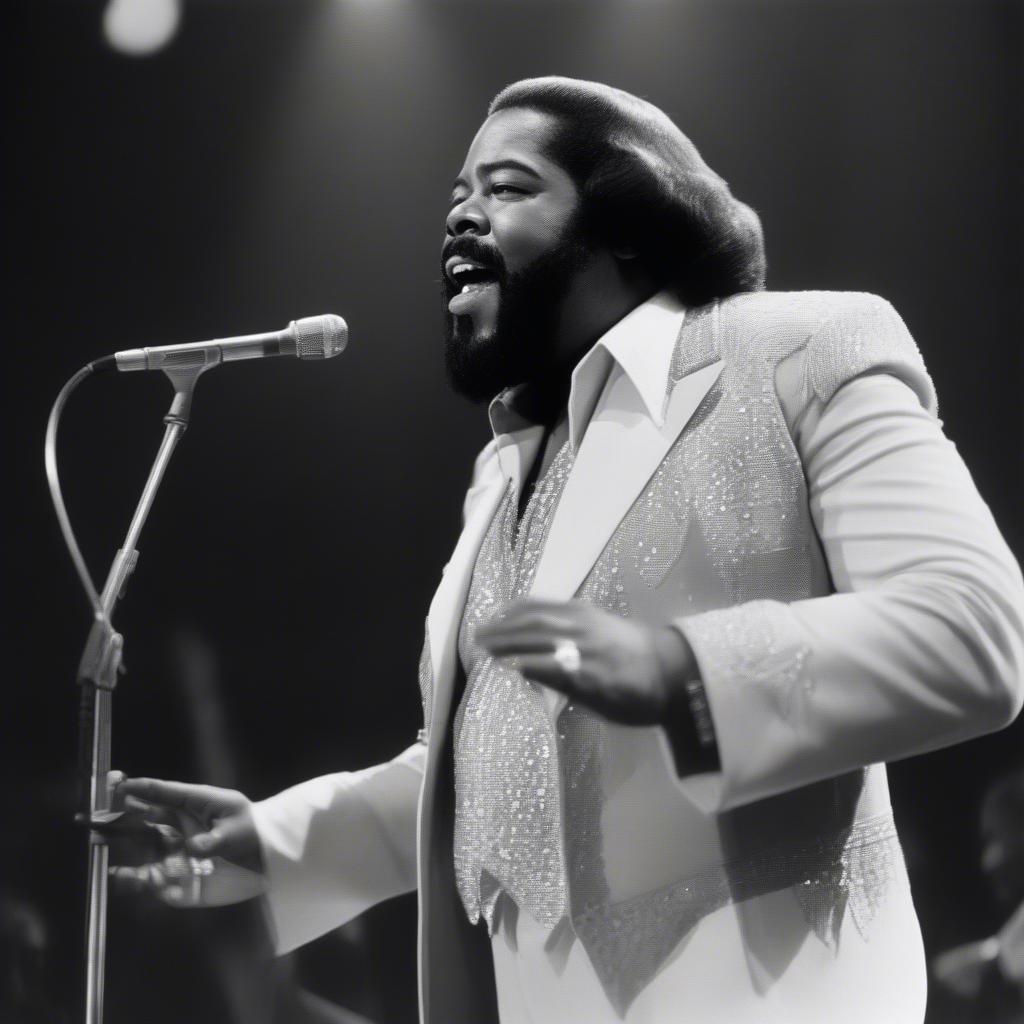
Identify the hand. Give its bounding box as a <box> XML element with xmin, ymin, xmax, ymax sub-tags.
<box><xmin>476</xmin><ymin>598</ymin><xmax>696</xmax><ymax>726</ymax></box>
<box><xmin>107</xmin><ymin>773</ymin><xmax>266</xmax><ymax>907</ymax></box>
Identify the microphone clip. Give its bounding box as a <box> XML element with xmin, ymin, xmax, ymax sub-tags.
<box><xmin>162</xmin><ymin>360</ymin><xmax>215</xmax><ymax>428</ymax></box>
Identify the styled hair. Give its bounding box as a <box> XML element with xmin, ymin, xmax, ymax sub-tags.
<box><xmin>488</xmin><ymin>77</ymin><xmax>766</xmax><ymax>306</ymax></box>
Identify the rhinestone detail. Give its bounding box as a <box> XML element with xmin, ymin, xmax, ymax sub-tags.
<box><xmin>454</xmin><ymin>440</ymin><xmax>575</xmax><ymax>930</ymax></box>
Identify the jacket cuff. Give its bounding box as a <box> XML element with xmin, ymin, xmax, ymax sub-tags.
<box><xmin>672</xmin><ymin>600</ymin><xmax>813</xmax><ymax>809</ymax></box>
<box><xmin>251</xmin><ymin>755</ymin><xmax>422</xmax><ymax>955</ymax></box>
<box><xmin>658</xmin><ymin>626</ymin><xmax>722</xmax><ymax>777</ymax></box>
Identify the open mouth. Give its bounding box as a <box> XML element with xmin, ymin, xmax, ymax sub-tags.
<box><xmin>446</xmin><ymin>256</ymin><xmax>500</xmax><ymax>315</ymax></box>
<box><xmin>453</xmin><ymin>267</ymin><xmax>497</xmax><ymax>291</ymax></box>
<box><xmin>446</xmin><ymin>257</ymin><xmax>500</xmax><ymax>293</ymax></box>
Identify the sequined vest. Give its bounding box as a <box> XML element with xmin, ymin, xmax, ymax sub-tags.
<box><xmin>454</xmin><ymin>439</ymin><xmax>576</xmax><ymax>931</ymax></box>
<box><xmin>425</xmin><ymin>293</ymin><xmax>929</xmax><ymax>1016</ymax></box>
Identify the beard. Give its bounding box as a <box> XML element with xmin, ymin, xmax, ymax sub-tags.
<box><xmin>441</xmin><ymin>223</ymin><xmax>593</xmax><ymax>404</ymax></box>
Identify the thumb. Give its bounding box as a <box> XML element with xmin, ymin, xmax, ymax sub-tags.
<box><xmin>185</xmin><ymin>811</ymin><xmax>258</xmax><ymax>867</ymax></box>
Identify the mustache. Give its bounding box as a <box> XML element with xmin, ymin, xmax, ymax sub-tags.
<box><xmin>440</xmin><ymin>236</ymin><xmax>506</xmax><ymax>277</ymax></box>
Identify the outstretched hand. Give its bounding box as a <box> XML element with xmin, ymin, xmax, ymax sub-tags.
<box><xmin>106</xmin><ymin>773</ymin><xmax>265</xmax><ymax>907</ymax></box>
<box><xmin>475</xmin><ymin>598</ymin><xmax>696</xmax><ymax>726</ymax></box>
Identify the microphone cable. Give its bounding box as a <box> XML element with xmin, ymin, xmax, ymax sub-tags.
<box><xmin>44</xmin><ymin>356</ymin><xmax>117</xmax><ymax>620</ymax></box>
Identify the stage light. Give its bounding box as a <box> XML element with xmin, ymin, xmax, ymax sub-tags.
<box><xmin>102</xmin><ymin>0</ymin><xmax>181</xmax><ymax>57</ymax></box>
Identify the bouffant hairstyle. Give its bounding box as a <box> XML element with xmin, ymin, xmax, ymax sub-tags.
<box><xmin>488</xmin><ymin>77</ymin><xmax>766</xmax><ymax>307</ymax></box>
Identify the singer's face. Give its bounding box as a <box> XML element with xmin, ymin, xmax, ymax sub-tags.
<box><xmin>441</xmin><ymin>107</ymin><xmax>593</xmax><ymax>403</ymax></box>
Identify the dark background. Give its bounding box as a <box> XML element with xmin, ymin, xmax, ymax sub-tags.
<box><xmin>7</xmin><ymin>1</ymin><xmax>1023</xmax><ymax>1022</ymax></box>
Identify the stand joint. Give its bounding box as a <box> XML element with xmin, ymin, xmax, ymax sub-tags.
<box><xmin>77</xmin><ymin>617</ymin><xmax>125</xmax><ymax>692</ymax></box>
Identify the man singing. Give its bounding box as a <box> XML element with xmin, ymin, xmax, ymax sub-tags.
<box><xmin>113</xmin><ymin>78</ymin><xmax>1024</xmax><ymax>1023</ymax></box>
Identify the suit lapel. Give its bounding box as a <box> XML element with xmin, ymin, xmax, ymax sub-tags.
<box><xmin>530</xmin><ymin>357</ymin><xmax>722</xmax><ymax>721</ymax></box>
<box><xmin>425</xmin><ymin>473</ymin><xmax>506</xmax><ymax>735</ymax></box>
<box><xmin>530</xmin><ymin>358</ymin><xmax>725</xmax><ymax>603</ymax></box>
<box><xmin>422</xmin><ymin>297</ymin><xmax>722</xmax><ymax>732</ymax></box>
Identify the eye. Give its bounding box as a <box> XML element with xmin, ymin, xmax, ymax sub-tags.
<box><xmin>491</xmin><ymin>183</ymin><xmax>530</xmax><ymax>198</ymax></box>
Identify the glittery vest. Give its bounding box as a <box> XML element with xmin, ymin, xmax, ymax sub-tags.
<box><xmin>454</xmin><ymin>440</ymin><xmax>576</xmax><ymax>932</ymax></box>
<box><xmin>421</xmin><ymin>292</ymin><xmax>934</xmax><ymax>1016</ymax></box>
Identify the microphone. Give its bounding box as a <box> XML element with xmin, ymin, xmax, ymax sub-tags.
<box><xmin>110</xmin><ymin>314</ymin><xmax>348</xmax><ymax>372</ymax></box>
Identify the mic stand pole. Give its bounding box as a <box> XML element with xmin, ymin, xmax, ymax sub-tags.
<box><xmin>78</xmin><ymin>365</ymin><xmax>208</xmax><ymax>1024</ymax></box>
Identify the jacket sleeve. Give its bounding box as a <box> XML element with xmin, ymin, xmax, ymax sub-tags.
<box><xmin>250</xmin><ymin>440</ymin><xmax>500</xmax><ymax>954</ymax></box>
<box><xmin>251</xmin><ymin>734</ymin><xmax>426</xmax><ymax>954</ymax></box>
<box><xmin>673</xmin><ymin>296</ymin><xmax>1024</xmax><ymax>812</ymax></box>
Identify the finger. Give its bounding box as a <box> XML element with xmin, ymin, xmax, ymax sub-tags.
<box><xmin>109</xmin><ymin>862</ymin><xmax>192</xmax><ymax>905</ymax></box>
<box><xmin>158</xmin><ymin>884</ymin><xmax>187</xmax><ymax>905</ymax></box>
<box><xmin>109</xmin><ymin>862</ymin><xmax>166</xmax><ymax>894</ymax></box>
<box><xmin>489</xmin><ymin>596</ymin><xmax>579</xmax><ymax>622</ymax></box>
<box><xmin>158</xmin><ymin>852</ymin><xmax>191</xmax><ymax>880</ymax></box>
<box><xmin>502</xmin><ymin>598</ymin><xmax>586</xmax><ymax>616</ymax></box>
<box><xmin>512</xmin><ymin>655</ymin><xmax>579</xmax><ymax>694</ymax></box>
<box><xmin>493</xmin><ymin>608</ymin><xmax>580</xmax><ymax>632</ymax></box>
<box><xmin>117</xmin><ymin>778</ymin><xmax>228</xmax><ymax>820</ymax></box>
<box><xmin>121</xmin><ymin>795</ymin><xmax>179</xmax><ymax>828</ymax></box>
<box><xmin>108</xmin><ymin>770</ymin><xmax>127</xmax><ymax>810</ymax></box>
<box><xmin>478</xmin><ymin>632</ymin><xmax>565</xmax><ymax>656</ymax></box>
<box><xmin>200</xmin><ymin>858</ymin><xmax>267</xmax><ymax>905</ymax></box>
<box><xmin>150</xmin><ymin>822</ymin><xmax>185</xmax><ymax>846</ymax></box>
<box><xmin>186</xmin><ymin>813</ymin><xmax>252</xmax><ymax>863</ymax></box>
<box><xmin>86</xmin><ymin>805</ymin><xmax>183</xmax><ymax>849</ymax></box>
<box><xmin>477</xmin><ymin>616</ymin><xmax>580</xmax><ymax>643</ymax></box>
<box><xmin>109</xmin><ymin>865</ymin><xmax>149</xmax><ymax>893</ymax></box>
<box><xmin>122</xmin><ymin>794</ymin><xmax>149</xmax><ymax>814</ymax></box>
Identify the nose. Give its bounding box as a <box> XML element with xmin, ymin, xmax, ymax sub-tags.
<box><xmin>446</xmin><ymin>193</ymin><xmax>489</xmax><ymax>237</ymax></box>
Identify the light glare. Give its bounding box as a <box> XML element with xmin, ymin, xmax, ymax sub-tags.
<box><xmin>102</xmin><ymin>0</ymin><xmax>181</xmax><ymax>57</ymax></box>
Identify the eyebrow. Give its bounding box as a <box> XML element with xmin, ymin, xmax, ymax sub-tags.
<box><xmin>452</xmin><ymin>159</ymin><xmax>544</xmax><ymax>191</ymax></box>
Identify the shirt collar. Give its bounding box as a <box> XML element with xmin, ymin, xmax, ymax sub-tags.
<box><xmin>488</xmin><ymin>287</ymin><xmax>686</xmax><ymax>452</ymax></box>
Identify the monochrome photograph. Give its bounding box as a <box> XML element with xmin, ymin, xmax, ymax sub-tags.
<box><xmin>7</xmin><ymin>2</ymin><xmax>1023</xmax><ymax>1022</ymax></box>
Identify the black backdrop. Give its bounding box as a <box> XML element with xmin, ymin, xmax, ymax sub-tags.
<box><xmin>8</xmin><ymin>2</ymin><xmax>1023</xmax><ymax>1022</ymax></box>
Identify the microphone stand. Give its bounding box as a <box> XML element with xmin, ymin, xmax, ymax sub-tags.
<box><xmin>76</xmin><ymin>365</ymin><xmax>208</xmax><ymax>1024</ymax></box>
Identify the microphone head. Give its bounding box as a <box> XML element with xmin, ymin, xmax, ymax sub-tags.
<box><xmin>290</xmin><ymin>314</ymin><xmax>348</xmax><ymax>360</ymax></box>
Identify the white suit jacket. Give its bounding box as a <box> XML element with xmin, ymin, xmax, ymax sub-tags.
<box><xmin>252</xmin><ymin>291</ymin><xmax>1024</xmax><ymax>1024</ymax></box>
